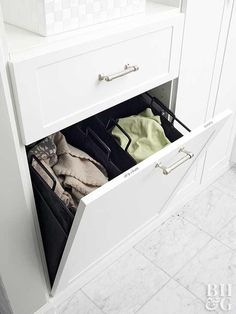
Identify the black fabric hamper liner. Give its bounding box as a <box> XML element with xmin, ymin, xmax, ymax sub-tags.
<box><xmin>28</xmin><ymin>93</ymin><xmax>190</xmax><ymax>287</ymax></box>
<box><xmin>95</xmin><ymin>93</ymin><xmax>190</xmax><ymax>144</ymax></box>
<box><xmin>29</xmin><ymin>157</ymin><xmax>75</xmax><ymax>286</ymax></box>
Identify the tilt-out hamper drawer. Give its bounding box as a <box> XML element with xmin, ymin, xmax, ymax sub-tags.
<box><xmin>9</xmin><ymin>14</ymin><xmax>184</xmax><ymax>145</ymax></box>
<box><xmin>28</xmin><ymin>93</ymin><xmax>231</xmax><ymax>295</ymax></box>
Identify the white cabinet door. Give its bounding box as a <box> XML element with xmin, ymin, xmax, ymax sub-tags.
<box><xmin>176</xmin><ymin>0</ymin><xmax>226</xmax><ymax>128</ymax></box>
<box><xmin>51</xmin><ymin>110</ymin><xmax>231</xmax><ymax>295</ymax></box>
<box><xmin>173</xmin><ymin>0</ymin><xmax>229</xmax><ymax>200</ymax></box>
<box><xmin>202</xmin><ymin>0</ymin><xmax>236</xmax><ymax>183</ymax></box>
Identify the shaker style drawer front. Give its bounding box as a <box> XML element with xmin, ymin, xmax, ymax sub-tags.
<box><xmin>51</xmin><ymin>110</ymin><xmax>231</xmax><ymax>295</ymax></box>
<box><xmin>10</xmin><ymin>15</ymin><xmax>184</xmax><ymax>145</ymax></box>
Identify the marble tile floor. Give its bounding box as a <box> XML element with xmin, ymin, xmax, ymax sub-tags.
<box><xmin>56</xmin><ymin>165</ymin><xmax>236</xmax><ymax>314</ymax></box>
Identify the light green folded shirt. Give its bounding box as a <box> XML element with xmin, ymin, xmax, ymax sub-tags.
<box><xmin>112</xmin><ymin>108</ymin><xmax>170</xmax><ymax>163</ymax></box>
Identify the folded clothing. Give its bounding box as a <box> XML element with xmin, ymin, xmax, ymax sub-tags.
<box><xmin>112</xmin><ymin>108</ymin><xmax>170</xmax><ymax>163</ymax></box>
<box><xmin>29</xmin><ymin>132</ymin><xmax>108</xmax><ymax>208</ymax></box>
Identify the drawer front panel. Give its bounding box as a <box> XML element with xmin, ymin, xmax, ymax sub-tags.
<box><xmin>52</xmin><ymin>110</ymin><xmax>231</xmax><ymax>295</ymax></box>
<box><xmin>10</xmin><ymin>15</ymin><xmax>184</xmax><ymax>144</ymax></box>
<box><xmin>38</xmin><ymin>28</ymin><xmax>172</xmax><ymax>126</ymax></box>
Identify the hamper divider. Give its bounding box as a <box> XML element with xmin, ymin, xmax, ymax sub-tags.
<box><xmin>62</xmin><ymin>122</ymin><xmax>124</xmax><ymax>179</ymax></box>
<box><xmin>86</xmin><ymin>127</ymin><xmax>112</xmax><ymax>161</ymax></box>
<box><xmin>31</xmin><ymin>154</ymin><xmax>57</xmax><ymax>191</ymax></box>
<box><xmin>106</xmin><ymin>119</ymin><xmax>132</xmax><ymax>152</ymax></box>
<box><xmin>145</xmin><ymin>93</ymin><xmax>191</xmax><ymax>132</ymax></box>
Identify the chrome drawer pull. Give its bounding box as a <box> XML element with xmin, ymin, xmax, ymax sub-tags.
<box><xmin>98</xmin><ymin>64</ymin><xmax>139</xmax><ymax>82</ymax></box>
<box><xmin>156</xmin><ymin>148</ymin><xmax>194</xmax><ymax>175</ymax></box>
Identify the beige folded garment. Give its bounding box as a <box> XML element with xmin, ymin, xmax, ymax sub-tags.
<box><xmin>30</xmin><ymin>132</ymin><xmax>108</xmax><ymax>208</ymax></box>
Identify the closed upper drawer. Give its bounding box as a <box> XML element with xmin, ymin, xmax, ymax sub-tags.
<box><xmin>9</xmin><ymin>13</ymin><xmax>184</xmax><ymax>145</ymax></box>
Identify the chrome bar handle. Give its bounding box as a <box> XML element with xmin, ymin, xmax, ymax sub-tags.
<box><xmin>156</xmin><ymin>147</ymin><xmax>194</xmax><ymax>175</ymax></box>
<box><xmin>98</xmin><ymin>64</ymin><xmax>139</xmax><ymax>82</ymax></box>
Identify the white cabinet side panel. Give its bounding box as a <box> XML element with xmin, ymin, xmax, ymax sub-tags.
<box><xmin>176</xmin><ymin>0</ymin><xmax>225</xmax><ymax>128</ymax></box>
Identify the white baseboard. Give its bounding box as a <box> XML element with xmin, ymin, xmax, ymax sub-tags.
<box><xmin>35</xmin><ymin>163</ymin><xmax>231</xmax><ymax>314</ymax></box>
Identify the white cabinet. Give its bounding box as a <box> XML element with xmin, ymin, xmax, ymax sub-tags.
<box><xmin>0</xmin><ymin>0</ymin><xmax>235</xmax><ymax>312</ymax></box>
<box><xmin>202</xmin><ymin>0</ymin><xmax>236</xmax><ymax>183</ymax></box>
<box><xmin>172</xmin><ymin>0</ymin><xmax>235</xmax><ymax>204</ymax></box>
<box><xmin>175</xmin><ymin>0</ymin><xmax>227</xmax><ymax>128</ymax></box>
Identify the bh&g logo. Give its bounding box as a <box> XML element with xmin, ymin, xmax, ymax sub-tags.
<box><xmin>205</xmin><ymin>284</ymin><xmax>232</xmax><ymax>312</ymax></box>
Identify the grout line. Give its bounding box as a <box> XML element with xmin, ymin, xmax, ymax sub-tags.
<box><xmin>134</xmin><ymin>215</ymin><xmax>214</xmax><ymax>278</ymax></box>
<box><xmin>214</xmin><ymin>214</ymin><xmax>236</xmax><ymax>237</ymax></box>
<box><xmin>173</xmin><ymin>276</ymin><xmax>206</xmax><ymax>303</ymax></box>
<box><xmin>146</xmin><ymin>236</ymin><xmax>212</xmax><ymax>279</ymax></box>
<box><xmin>134</xmin><ymin>247</ymin><xmax>173</xmax><ymax>279</ymax></box>
<box><xmin>134</xmin><ymin>277</ymin><xmax>173</xmax><ymax>313</ymax></box>
<box><xmin>181</xmin><ymin>214</ymin><xmax>236</xmax><ymax>254</ymax></box>
<box><xmin>80</xmin><ymin>248</ymin><xmax>172</xmax><ymax>313</ymax></box>
<box><xmin>134</xmin><ymin>237</ymin><xmax>217</xmax><ymax>313</ymax></box>
<box><xmin>215</xmin><ymin>218</ymin><xmax>236</xmax><ymax>236</ymax></box>
<box><xmin>171</xmin><ymin>277</ymin><xmax>220</xmax><ymax>314</ymax></box>
<box><xmin>211</xmin><ymin>235</ymin><xmax>236</xmax><ymax>254</ymax></box>
<box><xmin>181</xmin><ymin>215</ymin><xmax>216</xmax><ymax>238</ymax></box>
<box><xmin>80</xmin><ymin>289</ymin><xmax>107</xmax><ymax>314</ymax></box>
<box><xmin>171</xmin><ymin>237</ymin><xmax>213</xmax><ymax>279</ymax></box>
<box><xmin>82</xmin><ymin>247</ymin><xmax>173</xmax><ymax>314</ymax></box>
